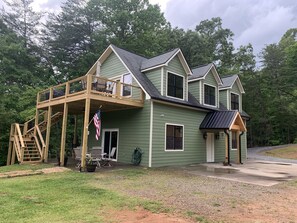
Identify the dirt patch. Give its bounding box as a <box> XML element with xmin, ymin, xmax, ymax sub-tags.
<box><xmin>0</xmin><ymin>167</ymin><xmax>70</xmax><ymax>178</ymax></box>
<box><xmin>103</xmin><ymin>208</ymin><xmax>194</xmax><ymax>223</ymax></box>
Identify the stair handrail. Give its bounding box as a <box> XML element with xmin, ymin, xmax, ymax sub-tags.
<box><xmin>24</xmin><ymin>111</ymin><xmax>47</xmax><ymax>134</ymax></box>
<box><xmin>15</xmin><ymin>123</ymin><xmax>25</xmax><ymax>162</ymax></box>
<box><xmin>34</xmin><ymin>125</ymin><xmax>45</xmax><ymax>159</ymax></box>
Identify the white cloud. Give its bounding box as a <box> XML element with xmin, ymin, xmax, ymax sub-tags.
<box><xmin>164</xmin><ymin>0</ymin><xmax>297</xmax><ymax>55</ymax></box>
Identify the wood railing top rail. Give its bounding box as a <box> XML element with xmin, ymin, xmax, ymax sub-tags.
<box><xmin>37</xmin><ymin>74</ymin><xmax>144</xmax><ymax>105</ymax></box>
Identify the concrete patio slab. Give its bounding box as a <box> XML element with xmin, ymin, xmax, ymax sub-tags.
<box><xmin>181</xmin><ymin>160</ymin><xmax>297</xmax><ymax>186</ymax></box>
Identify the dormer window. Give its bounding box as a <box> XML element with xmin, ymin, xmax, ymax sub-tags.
<box><xmin>167</xmin><ymin>72</ymin><xmax>184</xmax><ymax>99</ymax></box>
<box><xmin>231</xmin><ymin>93</ymin><xmax>239</xmax><ymax>110</ymax></box>
<box><xmin>204</xmin><ymin>84</ymin><xmax>216</xmax><ymax>106</ymax></box>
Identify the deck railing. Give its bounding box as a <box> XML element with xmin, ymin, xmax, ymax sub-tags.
<box><xmin>37</xmin><ymin>75</ymin><xmax>144</xmax><ymax>105</ymax></box>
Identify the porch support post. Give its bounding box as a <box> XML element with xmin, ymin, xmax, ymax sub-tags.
<box><xmin>34</xmin><ymin>109</ymin><xmax>39</xmax><ymax>136</ymax></box>
<box><xmin>44</xmin><ymin>106</ymin><xmax>52</xmax><ymax>162</ymax></box>
<box><xmin>11</xmin><ymin>146</ymin><xmax>16</xmax><ymax>165</ymax></box>
<box><xmin>224</xmin><ymin>130</ymin><xmax>230</xmax><ymax>165</ymax></box>
<box><xmin>7</xmin><ymin>140</ymin><xmax>12</xmax><ymax>165</ymax></box>
<box><xmin>81</xmin><ymin>98</ymin><xmax>91</xmax><ymax>169</ymax></box>
<box><xmin>60</xmin><ymin>103</ymin><xmax>68</xmax><ymax>166</ymax></box>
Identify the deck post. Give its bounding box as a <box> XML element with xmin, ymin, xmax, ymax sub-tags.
<box><xmin>7</xmin><ymin>140</ymin><xmax>12</xmax><ymax>165</ymax></box>
<box><xmin>11</xmin><ymin>146</ymin><xmax>16</xmax><ymax>165</ymax></box>
<box><xmin>44</xmin><ymin>106</ymin><xmax>52</xmax><ymax>162</ymax></box>
<box><xmin>34</xmin><ymin>109</ymin><xmax>39</xmax><ymax>136</ymax></box>
<box><xmin>60</xmin><ymin>103</ymin><xmax>68</xmax><ymax>166</ymax></box>
<box><xmin>81</xmin><ymin>98</ymin><xmax>91</xmax><ymax>169</ymax></box>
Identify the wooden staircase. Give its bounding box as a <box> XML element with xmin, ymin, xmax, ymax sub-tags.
<box><xmin>8</xmin><ymin>112</ymin><xmax>63</xmax><ymax>164</ymax></box>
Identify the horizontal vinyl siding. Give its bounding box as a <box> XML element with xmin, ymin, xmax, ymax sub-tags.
<box><xmin>214</xmin><ymin>131</ymin><xmax>227</xmax><ymax>162</ymax></box>
<box><xmin>204</xmin><ymin>70</ymin><xmax>217</xmax><ymax>86</ymax></box>
<box><xmin>152</xmin><ymin>102</ymin><xmax>207</xmax><ymax>167</ymax></box>
<box><xmin>100</xmin><ymin>52</ymin><xmax>128</xmax><ymax>78</ymax></box>
<box><xmin>219</xmin><ymin>90</ymin><xmax>228</xmax><ymax>109</ymax></box>
<box><xmin>145</xmin><ymin>69</ymin><xmax>161</xmax><ymax>93</ymax></box>
<box><xmin>88</xmin><ymin>101</ymin><xmax>151</xmax><ymax>166</ymax></box>
<box><xmin>188</xmin><ymin>81</ymin><xmax>200</xmax><ymax>102</ymax></box>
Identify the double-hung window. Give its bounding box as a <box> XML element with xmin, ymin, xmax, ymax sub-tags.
<box><xmin>204</xmin><ymin>84</ymin><xmax>216</xmax><ymax>106</ymax></box>
<box><xmin>167</xmin><ymin>72</ymin><xmax>184</xmax><ymax>99</ymax></box>
<box><xmin>231</xmin><ymin>93</ymin><xmax>239</xmax><ymax>110</ymax></box>
<box><xmin>166</xmin><ymin>124</ymin><xmax>183</xmax><ymax>151</ymax></box>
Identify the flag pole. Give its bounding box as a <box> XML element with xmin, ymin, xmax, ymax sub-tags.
<box><xmin>87</xmin><ymin>105</ymin><xmax>102</xmax><ymax>127</ymax></box>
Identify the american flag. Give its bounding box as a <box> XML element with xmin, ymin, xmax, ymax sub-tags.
<box><xmin>93</xmin><ymin>110</ymin><xmax>101</xmax><ymax>140</ymax></box>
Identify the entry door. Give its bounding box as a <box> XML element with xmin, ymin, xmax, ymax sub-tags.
<box><xmin>206</xmin><ymin>133</ymin><xmax>215</xmax><ymax>162</ymax></box>
<box><xmin>102</xmin><ymin>129</ymin><xmax>119</xmax><ymax>161</ymax></box>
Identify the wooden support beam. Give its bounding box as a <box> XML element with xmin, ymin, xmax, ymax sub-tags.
<box><xmin>237</xmin><ymin>131</ymin><xmax>240</xmax><ymax>164</ymax></box>
<box><xmin>7</xmin><ymin>140</ymin><xmax>12</xmax><ymax>166</ymax></box>
<box><xmin>34</xmin><ymin>109</ymin><xmax>39</xmax><ymax>136</ymax></box>
<box><xmin>11</xmin><ymin>146</ymin><xmax>16</xmax><ymax>165</ymax></box>
<box><xmin>60</xmin><ymin>103</ymin><xmax>68</xmax><ymax>166</ymax></box>
<box><xmin>44</xmin><ymin>106</ymin><xmax>52</xmax><ymax>162</ymax></box>
<box><xmin>81</xmin><ymin>98</ymin><xmax>91</xmax><ymax>169</ymax></box>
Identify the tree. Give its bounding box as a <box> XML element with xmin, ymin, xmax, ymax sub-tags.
<box><xmin>1</xmin><ymin>0</ymin><xmax>41</xmax><ymax>48</ymax></box>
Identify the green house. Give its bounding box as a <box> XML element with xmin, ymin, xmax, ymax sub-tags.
<box><xmin>7</xmin><ymin>45</ymin><xmax>248</xmax><ymax>168</ymax></box>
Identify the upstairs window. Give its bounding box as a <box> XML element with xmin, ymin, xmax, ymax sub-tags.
<box><xmin>122</xmin><ymin>73</ymin><xmax>132</xmax><ymax>96</ymax></box>
<box><xmin>204</xmin><ymin>84</ymin><xmax>216</xmax><ymax>106</ymax></box>
<box><xmin>166</xmin><ymin>124</ymin><xmax>183</xmax><ymax>151</ymax></box>
<box><xmin>231</xmin><ymin>93</ymin><xmax>239</xmax><ymax>110</ymax></box>
<box><xmin>167</xmin><ymin>72</ymin><xmax>184</xmax><ymax>99</ymax></box>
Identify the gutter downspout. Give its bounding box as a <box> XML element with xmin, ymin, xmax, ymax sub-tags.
<box><xmin>224</xmin><ymin>130</ymin><xmax>231</xmax><ymax>166</ymax></box>
<box><xmin>239</xmin><ymin>131</ymin><xmax>244</xmax><ymax>164</ymax></box>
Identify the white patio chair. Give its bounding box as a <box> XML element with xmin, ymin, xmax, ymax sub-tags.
<box><xmin>100</xmin><ymin>147</ymin><xmax>117</xmax><ymax>167</ymax></box>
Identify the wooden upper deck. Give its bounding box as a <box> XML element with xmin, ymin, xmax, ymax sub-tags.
<box><xmin>37</xmin><ymin>74</ymin><xmax>145</xmax><ymax>114</ymax></box>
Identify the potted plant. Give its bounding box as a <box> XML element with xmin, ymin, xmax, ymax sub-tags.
<box><xmin>85</xmin><ymin>154</ymin><xmax>97</xmax><ymax>172</ymax></box>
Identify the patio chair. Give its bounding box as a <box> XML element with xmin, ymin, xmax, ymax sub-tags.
<box><xmin>100</xmin><ymin>147</ymin><xmax>117</xmax><ymax>167</ymax></box>
<box><xmin>73</xmin><ymin>147</ymin><xmax>82</xmax><ymax>168</ymax></box>
<box><xmin>94</xmin><ymin>78</ymin><xmax>106</xmax><ymax>92</ymax></box>
<box><xmin>105</xmin><ymin>81</ymin><xmax>115</xmax><ymax>94</ymax></box>
<box><xmin>90</xmin><ymin>147</ymin><xmax>105</xmax><ymax>168</ymax></box>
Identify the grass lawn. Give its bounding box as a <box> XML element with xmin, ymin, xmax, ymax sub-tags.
<box><xmin>0</xmin><ymin>165</ymin><xmax>167</xmax><ymax>223</ymax></box>
<box><xmin>262</xmin><ymin>144</ymin><xmax>297</xmax><ymax>159</ymax></box>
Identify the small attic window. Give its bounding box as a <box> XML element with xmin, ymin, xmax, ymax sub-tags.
<box><xmin>167</xmin><ymin>72</ymin><xmax>184</xmax><ymax>99</ymax></box>
<box><xmin>231</xmin><ymin>93</ymin><xmax>239</xmax><ymax>110</ymax></box>
<box><xmin>204</xmin><ymin>84</ymin><xmax>216</xmax><ymax>106</ymax></box>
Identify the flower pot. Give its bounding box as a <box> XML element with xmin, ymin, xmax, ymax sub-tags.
<box><xmin>57</xmin><ymin>156</ymin><xmax>68</xmax><ymax>167</ymax></box>
<box><xmin>86</xmin><ymin>164</ymin><xmax>96</xmax><ymax>172</ymax></box>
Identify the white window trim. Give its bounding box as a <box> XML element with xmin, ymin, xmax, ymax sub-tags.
<box><xmin>230</xmin><ymin>91</ymin><xmax>240</xmax><ymax>111</ymax></box>
<box><xmin>101</xmin><ymin>128</ymin><xmax>120</xmax><ymax>161</ymax></box>
<box><xmin>165</xmin><ymin>71</ymin><xmax>185</xmax><ymax>101</ymax></box>
<box><xmin>164</xmin><ymin>123</ymin><xmax>184</xmax><ymax>152</ymax></box>
<box><xmin>203</xmin><ymin>83</ymin><xmax>217</xmax><ymax>107</ymax></box>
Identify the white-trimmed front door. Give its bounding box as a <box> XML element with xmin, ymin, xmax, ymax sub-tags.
<box><xmin>102</xmin><ymin>129</ymin><xmax>119</xmax><ymax>161</ymax></box>
<box><xmin>206</xmin><ymin>133</ymin><xmax>215</xmax><ymax>162</ymax></box>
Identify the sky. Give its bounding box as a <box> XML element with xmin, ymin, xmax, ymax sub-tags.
<box><xmin>1</xmin><ymin>0</ymin><xmax>297</xmax><ymax>57</ymax></box>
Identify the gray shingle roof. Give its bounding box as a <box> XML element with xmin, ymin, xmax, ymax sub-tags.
<box><xmin>220</xmin><ymin>75</ymin><xmax>238</xmax><ymax>88</ymax></box>
<box><xmin>141</xmin><ymin>48</ymin><xmax>179</xmax><ymax>71</ymax></box>
<box><xmin>189</xmin><ymin>63</ymin><xmax>213</xmax><ymax>80</ymax></box>
<box><xmin>111</xmin><ymin>45</ymin><xmax>214</xmax><ymax>111</ymax></box>
<box><xmin>200</xmin><ymin>111</ymin><xmax>237</xmax><ymax>129</ymax></box>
